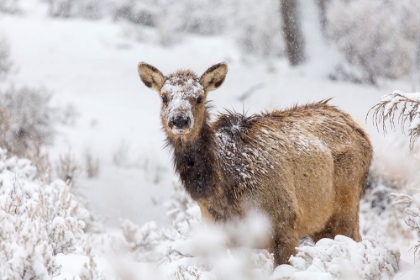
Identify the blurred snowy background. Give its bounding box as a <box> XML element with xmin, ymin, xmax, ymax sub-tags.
<box><xmin>1</xmin><ymin>0</ymin><xmax>420</xmax><ymax>279</ymax></box>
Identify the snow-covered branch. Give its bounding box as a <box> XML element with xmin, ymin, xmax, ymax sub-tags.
<box><xmin>368</xmin><ymin>90</ymin><xmax>420</xmax><ymax>149</ymax></box>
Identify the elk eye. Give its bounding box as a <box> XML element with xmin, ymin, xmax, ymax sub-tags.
<box><xmin>197</xmin><ymin>96</ymin><xmax>203</xmax><ymax>104</ymax></box>
<box><xmin>162</xmin><ymin>95</ymin><xmax>168</xmax><ymax>103</ymax></box>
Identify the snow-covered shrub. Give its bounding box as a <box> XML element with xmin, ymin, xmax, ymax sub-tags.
<box><xmin>170</xmin><ymin>0</ymin><xmax>228</xmax><ymax>36</ymax></box>
<box><xmin>111</xmin><ymin>0</ymin><xmax>283</xmax><ymax>55</ymax></box>
<box><xmin>54</xmin><ymin>151</ymin><xmax>102</xmax><ymax>232</ymax></box>
<box><xmin>391</xmin><ymin>193</ymin><xmax>420</xmax><ymax>258</ymax></box>
<box><xmin>111</xmin><ymin>0</ymin><xmax>157</xmax><ymax>27</ymax></box>
<box><xmin>78</xmin><ymin>237</ymin><xmax>104</xmax><ymax>280</ymax></box>
<box><xmin>112</xmin><ymin>0</ymin><xmax>227</xmax><ymax>34</ymax></box>
<box><xmin>115</xmin><ymin>181</ymin><xmax>274</xmax><ymax>279</ymax></box>
<box><xmin>0</xmin><ymin>36</ymin><xmax>12</xmax><ymax>80</ymax></box>
<box><xmin>45</xmin><ymin>0</ymin><xmax>73</xmax><ymax>18</ymax></box>
<box><xmin>119</xmin><ymin>217</ymin><xmax>274</xmax><ymax>280</ymax></box>
<box><xmin>155</xmin><ymin>0</ymin><xmax>229</xmax><ymax>46</ymax></box>
<box><xmin>230</xmin><ymin>0</ymin><xmax>284</xmax><ymax>59</ymax></box>
<box><xmin>84</xmin><ymin>149</ymin><xmax>100</xmax><ymax>179</ymax></box>
<box><xmin>327</xmin><ymin>0</ymin><xmax>420</xmax><ymax>83</ymax></box>
<box><xmin>0</xmin><ymin>0</ymin><xmax>19</xmax><ymax>14</ymax></box>
<box><xmin>113</xmin><ymin>179</ymin><xmax>402</xmax><ymax>280</ymax></box>
<box><xmin>272</xmin><ymin>235</ymin><xmax>400</xmax><ymax>280</ymax></box>
<box><xmin>57</xmin><ymin>103</ymin><xmax>79</xmax><ymax>126</ymax></box>
<box><xmin>55</xmin><ymin>151</ymin><xmax>80</xmax><ymax>184</ymax></box>
<box><xmin>120</xmin><ymin>219</ymin><xmax>177</xmax><ymax>263</ymax></box>
<box><xmin>46</xmin><ymin>0</ymin><xmax>104</xmax><ymax>19</ymax></box>
<box><xmin>0</xmin><ymin>86</ymin><xmax>56</xmax><ymax>160</ymax></box>
<box><xmin>369</xmin><ymin>90</ymin><xmax>420</xmax><ymax>149</ymax></box>
<box><xmin>360</xmin><ymin>175</ymin><xmax>413</xmax><ymax>240</ymax></box>
<box><xmin>164</xmin><ymin>180</ymin><xmax>201</xmax><ymax>232</ymax></box>
<box><xmin>0</xmin><ymin>149</ymin><xmax>87</xmax><ymax>278</ymax></box>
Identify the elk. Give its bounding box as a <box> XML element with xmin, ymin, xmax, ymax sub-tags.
<box><xmin>137</xmin><ymin>62</ymin><xmax>373</xmax><ymax>266</ymax></box>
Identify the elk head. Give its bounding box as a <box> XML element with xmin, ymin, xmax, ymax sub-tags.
<box><xmin>138</xmin><ymin>62</ymin><xmax>228</xmax><ymax>141</ymax></box>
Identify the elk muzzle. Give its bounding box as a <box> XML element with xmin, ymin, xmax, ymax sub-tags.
<box><xmin>172</xmin><ymin>116</ymin><xmax>190</xmax><ymax>129</ymax></box>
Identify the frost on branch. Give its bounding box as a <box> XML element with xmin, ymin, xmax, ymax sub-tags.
<box><xmin>272</xmin><ymin>235</ymin><xmax>400</xmax><ymax>280</ymax></box>
<box><xmin>0</xmin><ymin>149</ymin><xmax>87</xmax><ymax>278</ymax></box>
<box><xmin>368</xmin><ymin>90</ymin><xmax>420</xmax><ymax>149</ymax></box>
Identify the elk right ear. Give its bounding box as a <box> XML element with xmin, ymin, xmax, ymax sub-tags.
<box><xmin>138</xmin><ymin>62</ymin><xmax>166</xmax><ymax>92</ymax></box>
<box><xmin>200</xmin><ymin>62</ymin><xmax>228</xmax><ymax>92</ymax></box>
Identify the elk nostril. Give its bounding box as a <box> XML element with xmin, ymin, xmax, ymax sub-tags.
<box><xmin>173</xmin><ymin>116</ymin><xmax>189</xmax><ymax>129</ymax></box>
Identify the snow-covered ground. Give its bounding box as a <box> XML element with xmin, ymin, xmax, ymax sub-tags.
<box><xmin>1</xmin><ymin>0</ymin><xmax>420</xmax><ymax>279</ymax></box>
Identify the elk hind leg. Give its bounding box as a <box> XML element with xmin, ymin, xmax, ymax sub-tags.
<box><xmin>310</xmin><ymin>209</ymin><xmax>361</xmax><ymax>243</ymax></box>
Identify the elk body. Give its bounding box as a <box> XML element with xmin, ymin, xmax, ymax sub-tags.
<box><xmin>137</xmin><ymin>62</ymin><xmax>373</xmax><ymax>266</ymax></box>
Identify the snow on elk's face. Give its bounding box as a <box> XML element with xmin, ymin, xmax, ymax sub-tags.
<box><xmin>160</xmin><ymin>71</ymin><xmax>205</xmax><ymax>136</ymax></box>
<box><xmin>138</xmin><ymin>62</ymin><xmax>228</xmax><ymax>140</ymax></box>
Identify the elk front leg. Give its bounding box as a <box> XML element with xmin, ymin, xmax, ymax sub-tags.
<box><xmin>272</xmin><ymin>230</ymin><xmax>299</xmax><ymax>266</ymax></box>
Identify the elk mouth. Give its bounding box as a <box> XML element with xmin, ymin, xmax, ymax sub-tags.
<box><xmin>171</xmin><ymin>127</ymin><xmax>191</xmax><ymax>135</ymax></box>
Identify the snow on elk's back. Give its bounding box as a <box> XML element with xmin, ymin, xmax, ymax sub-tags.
<box><xmin>215</xmin><ymin>112</ymin><xmax>280</xmax><ymax>189</ymax></box>
<box><xmin>215</xmin><ymin>111</ymin><xmax>331</xmax><ymax>189</ymax></box>
<box><xmin>160</xmin><ymin>70</ymin><xmax>204</xmax><ymax>130</ymax></box>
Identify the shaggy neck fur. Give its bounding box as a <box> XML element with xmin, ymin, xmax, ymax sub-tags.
<box><xmin>168</xmin><ymin>111</ymin><xmax>222</xmax><ymax>201</ymax></box>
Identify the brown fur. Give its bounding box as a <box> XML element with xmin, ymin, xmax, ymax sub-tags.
<box><xmin>137</xmin><ymin>62</ymin><xmax>373</xmax><ymax>266</ymax></box>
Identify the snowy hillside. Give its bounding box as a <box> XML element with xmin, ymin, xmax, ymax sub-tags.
<box><xmin>1</xmin><ymin>0</ymin><xmax>420</xmax><ymax>279</ymax></box>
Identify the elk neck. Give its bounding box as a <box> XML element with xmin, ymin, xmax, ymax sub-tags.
<box><xmin>169</xmin><ymin>113</ymin><xmax>223</xmax><ymax>201</ymax></box>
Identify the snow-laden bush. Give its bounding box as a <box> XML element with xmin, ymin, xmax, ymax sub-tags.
<box><xmin>55</xmin><ymin>151</ymin><xmax>80</xmax><ymax>184</ymax></box>
<box><xmin>110</xmin><ymin>0</ymin><xmax>283</xmax><ymax>56</ymax></box>
<box><xmin>271</xmin><ymin>235</ymin><xmax>400</xmax><ymax>280</ymax></box>
<box><xmin>0</xmin><ymin>149</ymin><xmax>87</xmax><ymax>279</ymax></box>
<box><xmin>0</xmin><ymin>0</ymin><xmax>19</xmax><ymax>14</ymax></box>
<box><xmin>327</xmin><ymin>0</ymin><xmax>420</xmax><ymax>83</ymax></box>
<box><xmin>230</xmin><ymin>0</ymin><xmax>284</xmax><ymax>59</ymax></box>
<box><xmin>110</xmin><ymin>180</ymin><xmax>402</xmax><ymax>279</ymax></box>
<box><xmin>112</xmin><ymin>0</ymin><xmax>227</xmax><ymax>34</ymax></box>
<box><xmin>0</xmin><ymin>86</ymin><xmax>56</xmax><ymax>160</ymax></box>
<box><xmin>115</xmin><ymin>181</ymin><xmax>274</xmax><ymax>279</ymax></box>
<box><xmin>360</xmin><ymin>179</ymin><xmax>412</xmax><ymax>240</ymax></box>
<box><xmin>391</xmin><ymin>193</ymin><xmax>420</xmax><ymax>258</ymax></box>
<box><xmin>359</xmin><ymin>151</ymin><xmax>420</xmax><ymax>240</ymax></box>
<box><xmin>46</xmin><ymin>0</ymin><xmax>104</xmax><ymax>19</ymax></box>
<box><xmin>111</xmin><ymin>0</ymin><xmax>157</xmax><ymax>27</ymax></box>
<box><xmin>114</xmin><ymin>0</ymin><xmax>229</xmax><ymax>46</ymax></box>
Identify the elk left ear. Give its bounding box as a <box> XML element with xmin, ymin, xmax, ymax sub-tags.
<box><xmin>138</xmin><ymin>62</ymin><xmax>166</xmax><ymax>92</ymax></box>
<box><xmin>200</xmin><ymin>62</ymin><xmax>228</xmax><ymax>92</ymax></box>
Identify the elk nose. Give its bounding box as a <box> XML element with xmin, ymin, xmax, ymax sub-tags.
<box><xmin>172</xmin><ymin>116</ymin><xmax>189</xmax><ymax>129</ymax></box>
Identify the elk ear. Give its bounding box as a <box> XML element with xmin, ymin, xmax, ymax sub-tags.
<box><xmin>200</xmin><ymin>62</ymin><xmax>228</xmax><ymax>92</ymax></box>
<box><xmin>138</xmin><ymin>62</ymin><xmax>166</xmax><ymax>92</ymax></box>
